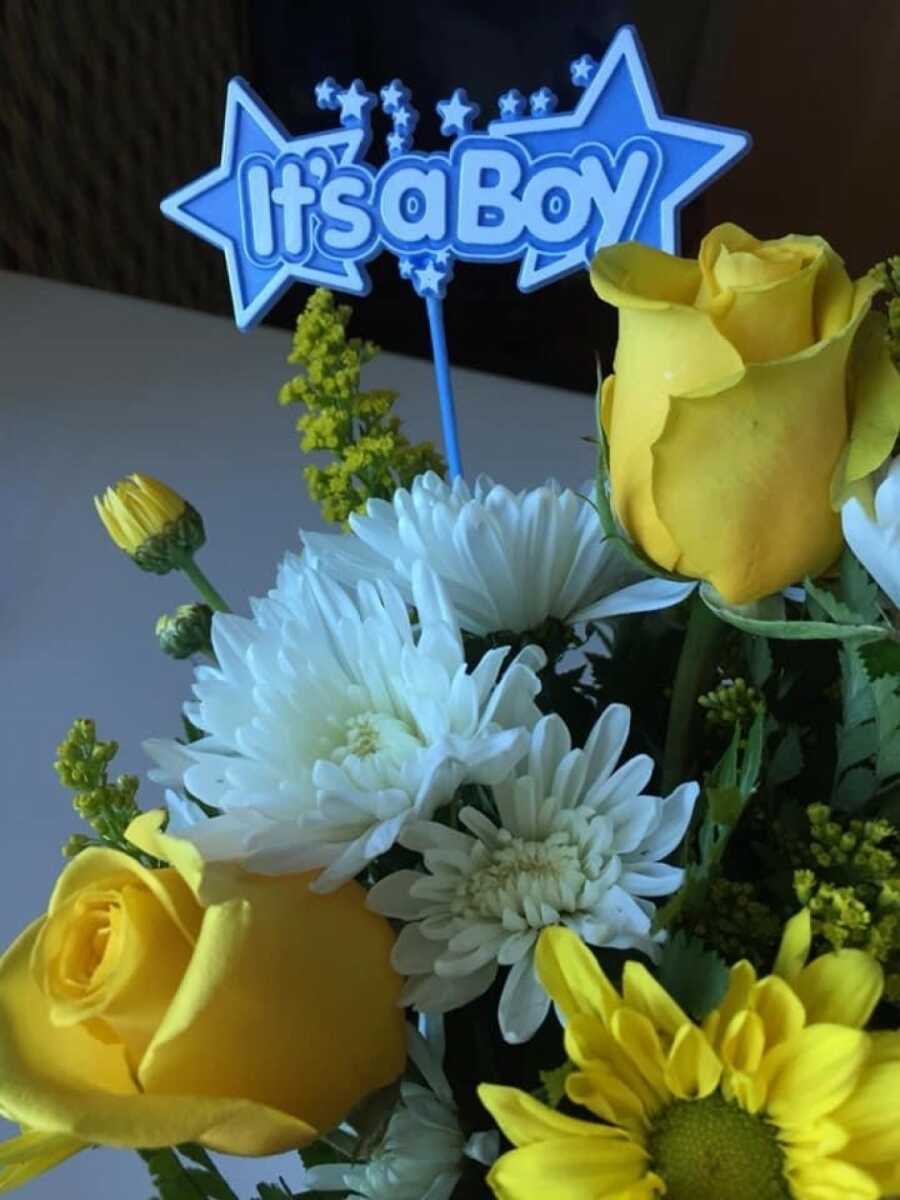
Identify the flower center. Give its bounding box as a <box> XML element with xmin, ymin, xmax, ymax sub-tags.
<box><xmin>648</xmin><ymin>1094</ymin><xmax>791</xmax><ymax>1200</ymax></box>
<box><xmin>454</xmin><ymin>828</ymin><xmax>589</xmax><ymax>923</ymax></box>
<box><xmin>330</xmin><ymin>712</ymin><xmax>423</xmax><ymax>766</ymax></box>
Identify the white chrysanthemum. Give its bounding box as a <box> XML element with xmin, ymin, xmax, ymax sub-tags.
<box><xmin>368</xmin><ymin>705</ymin><xmax>698</xmax><ymax>1043</ymax></box>
<box><xmin>145</xmin><ymin>560</ymin><xmax>545</xmax><ymax>891</ymax></box>
<box><xmin>302</xmin><ymin>472</ymin><xmax>694</xmax><ymax>637</ymax></box>
<box><xmin>306</xmin><ymin>1024</ymin><xmax>498</xmax><ymax>1200</ymax></box>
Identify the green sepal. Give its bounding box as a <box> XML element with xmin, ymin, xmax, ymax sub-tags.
<box><xmin>700</xmin><ymin>583</ymin><xmax>885</xmax><ymax>642</ymax></box>
<box><xmin>132</xmin><ymin>504</ymin><xmax>206</xmax><ymax>574</ymax></box>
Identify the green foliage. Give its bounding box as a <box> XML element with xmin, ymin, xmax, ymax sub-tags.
<box><xmin>55</xmin><ymin>718</ymin><xmax>155</xmax><ymax>863</ymax></box>
<box><xmin>657</xmin><ymin>931</ymin><xmax>729</xmax><ymax>1021</ymax></box>
<box><xmin>538</xmin><ymin>1061</ymin><xmax>575</xmax><ymax>1108</ymax></box>
<box><xmin>255</xmin><ymin>1183</ymin><xmax>295</xmax><ymax>1200</ymax></box>
<box><xmin>701</xmin><ymin>584</ymin><xmax>884</xmax><ymax>642</ymax></box>
<box><xmin>833</xmin><ymin>644</ymin><xmax>900</xmax><ymax>813</ymax></box>
<box><xmin>279</xmin><ymin>288</ymin><xmax>445</xmax><ymax>525</ymax></box>
<box><xmin>874</xmin><ymin>255</ymin><xmax>900</xmax><ymax>372</ymax></box>
<box><xmin>140</xmin><ymin>1146</ymin><xmax>238</xmax><ymax>1200</ymax></box>
<box><xmin>859</xmin><ymin>638</ymin><xmax>900</xmax><ymax>681</ymax></box>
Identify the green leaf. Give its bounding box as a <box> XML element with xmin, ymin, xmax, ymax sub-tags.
<box><xmin>539</xmin><ymin>1061</ymin><xmax>575</xmax><ymax>1108</ymax></box>
<box><xmin>657</xmin><ymin>931</ymin><xmax>729</xmax><ymax>1021</ymax></box>
<box><xmin>859</xmin><ymin>639</ymin><xmax>900</xmax><ymax>681</ymax></box>
<box><xmin>834</xmin><ymin>765</ymin><xmax>878</xmax><ymax>812</ymax></box>
<box><xmin>299</xmin><ymin>1139</ymin><xmax>350</xmax><ymax>1170</ymax></box>
<box><xmin>746</xmin><ymin>634</ymin><xmax>773</xmax><ymax>688</ymax></box>
<box><xmin>839</xmin><ymin>549</ymin><xmax>883</xmax><ymax>624</ymax></box>
<box><xmin>804</xmin><ymin>577</ymin><xmax>867</xmax><ymax>626</ymax></box>
<box><xmin>701</xmin><ymin>586</ymin><xmax>884</xmax><ymax>642</ymax></box>
<box><xmin>139</xmin><ymin>1148</ymin><xmax>238</xmax><ymax>1200</ymax></box>
<box><xmin>256</xmin><ymin>1183</ymin><xmax>295</xmax><ymax>1200</ymax></box>
<box><xmin>875</xmin><ymin>676</ymin><xmax>900</xmax><ymax>782</ymax></box>
<box><xmin>706</xmin><ymin>786</ymin><xmax>744</xmax><ymax>826</ymax></box>
<box><xmin>739</xmin><ymin>711</ymin><xmax>765</xmax><ymax>799</ymax></box>
<box><xmin>769</xmin><ymin>728</ymin><xmax>804</xmax><ymax>787</ymax></box>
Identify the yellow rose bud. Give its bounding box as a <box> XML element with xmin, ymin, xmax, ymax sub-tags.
<box><xmin>94</xmin><ymin>474</ymin><xmax>205</xmax><ymax>573</ymax></box>
<box><xmin>591</xmin><ymin>223</ymin><xmax>900</xmax><ymax>604</ymax></box>
<box><xmin>0</xmin><ymin>811</ymin><xmax>405</xmax><ymax>1158</ymax></box>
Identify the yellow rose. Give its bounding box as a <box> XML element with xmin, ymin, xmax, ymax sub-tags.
<box><xmin>0</xmin><ymin>812</ymin><xmax>405</xmax><ymax>1158</ymax></box>
<box><xmin>591</xmin><ymin>223</ymin><xmax>900</xmax><ymax>604</ymax></box>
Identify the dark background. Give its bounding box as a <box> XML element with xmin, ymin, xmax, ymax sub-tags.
<box><xmin>3</xmin><ymin>0</ymin><xmax>899</xmax><ymax>393</ymax></box>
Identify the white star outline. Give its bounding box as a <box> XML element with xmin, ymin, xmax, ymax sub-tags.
<box><xmin>413</xmin><ymin>260</ymin><xmax>446</xmax><ymax>296</ymax></box>
<box><xmin>490</xmin><ymin>26</ymin><xmax>750</xmax><ymax>289</ymax></box>
<box><xmin>160</xmin><ymin>78</ymin><xmax>371</xmax><ymax>330</ymax></box>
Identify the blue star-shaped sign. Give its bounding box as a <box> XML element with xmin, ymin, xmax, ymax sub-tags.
<box><xmin>492</xmin><ymin>25</ymin><xmax>750</xmax><ymax>289</ymax></box>
<box><xmin>436</xmin><ymin>88</ymin><xmax>480</xmax><ymax>137</ymax></box>
<box><xmin>161</xmin><ymin>78</ymin><xmax>372</xmax><ymax>329</ymax></box>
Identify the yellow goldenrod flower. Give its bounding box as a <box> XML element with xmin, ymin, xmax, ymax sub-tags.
<box><xmin>0</xmin><ymin>1130</ymin><xmax>84</xmax><ymax>1192</ymax></box>
<box><xmin>479</xmin><ymin>914</ymin><xmax>900</xmax><ymax>1199</ymax></box>
<box><xmin>94</xmin><ymin>474</ymin><xmax>204</xmax><ymax>573</ymax></box>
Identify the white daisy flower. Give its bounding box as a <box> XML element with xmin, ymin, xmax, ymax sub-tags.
<box><xmin>145</xmin><ymin>560</ymin><xmax>545</xmax><ymax>891</ymax></box>
<box><xmin>302</xmin><ymin>472</ymin><xmax>694</xmax><ymax>638</ymax></box>
<box><xmin>306</xmin><ymin>1022</ymin><xmax>498</xmax><ymax>1200</ymax></box>
<box><xmin>368</xmin><ymin>705</ymin><xmax>698</xmax><ymax>1044</ymax></box>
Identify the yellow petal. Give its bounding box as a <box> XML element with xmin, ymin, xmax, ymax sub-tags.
<box><xmin>535</xmin><ymin>927</ymin><xmax>620</xmax><ymax>1025</ymax></box>
<box><xmin>839</xmin><ymin>309</ymin><xmax>900</xmax><ymax>498</ymax></box>
<box><xmin>590</xmin><ymin>241</ymin><xmax>701</xmax><ymax>312</ymax></box>
<box><xmin>773</xmin><ymin>910</ymin><xmax>812</xmax><ymax>983</ymax></box>
<box><xmin>126</xmin><ymin>809</ymin><xmax>246</xmax><ymax>905</ymax></box>
<box><xmin>0</xmin><ymin>1130</ymin><xmax>85</xmax><ymax>1193</ymax></box>
<box><xmin>662</xmin><ymin>1024</ymin><xmax>721</xmax><ymax>1099</ymax></box>
<box><xmin>703</xmin><ymin>959</ymin><xmax>756</xmax><ymax>1048</ymax></box>
<box><xmin>813</xmin><ymin>245</ymin><xmax>857</xmax><ymax>340</ymax></box>
<box><xmin>566</xmin><ymin>1063</ymin><xmax>649</xmax><ymax>1128</ymax></box>
<box><xmin>749</xmin><ymin>976</ymin><xmax>806</xmax><ymax>1047</ymax></box>
<box><xmin>621</xmin><ymin>963</ymin><xmax>690</xmax><ymax>1040</ymax></box>
<box><xmin>590</xmin><ymin>240</ymin><xmax>743</xmax><ymax>575</ymax></box>
<box><xmin>608</xmin><ymin>1008</ymin><xmax>668</xmax><ymax>1101</ymax></box>
<box><xmin>0</xmin><ymin>917</ymin><xmax>312</xmax><ymax>1152</ymax></box>
<box><xmin>486</xmin><ymin>1135</ymin><xmax>649</xmax><ymax>1200</ymax></box>
<box><xmin>138</xmin><ymin>870</ymin><xmax>406</xmax><ymax>1146</ymax></box>
<box><xmin>763</xmin><ymin>1025</ymin><xmax>869</xmax><ymax>1126</ymax></box>
<box><xmin>832</xmin><ymin>1035</ymin><xmax>900</xmax><ymax>1170</ymax></box>
<box><xmin>477</xmin><ymin>1085</ymin><xmax>602</xmax><ymax>1148</ymax></box>
<box><xmin>649</xmin><ymin>294</ymin><xmax>866</xmax><ymax>601</ymax></box>
<box><xmin>787</xmin><ymin>1157</ymin><xmax>879</xmax><ymax>1200</ymax></box>
<box><xmin>720</xmin><ymin>1011</ymin><xmax>766</xmax><ymax>1079</ymax></box>
<box><xmin>792</xmin><ymin>950</ymin><xmax>883</xmax><ymax>1028</ymax></box>
<box><xmin>698</xmin><ymin>227</ymin><xmax>826</xmax><ymax>363</ymax></box>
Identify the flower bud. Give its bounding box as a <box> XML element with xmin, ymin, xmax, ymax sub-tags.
<box><xmin>156</xmin><ymin>603</ymin><xmax>214</xmax><ymax>659</ymax></box>
<box><xmin>94</xmin><ymin>474</ymin><xmax>205</xmax><ymax>574</ymax></box>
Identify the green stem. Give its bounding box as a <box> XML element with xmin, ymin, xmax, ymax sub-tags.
<box><xmin>662</xmin><ymin>593</ymin><xmax>724</xmax><ymax>793</ymax></box>
<box><xmin>176</xmin><ymin>553</ymin><xmax>231</xmax><ymax>613</ymax></box>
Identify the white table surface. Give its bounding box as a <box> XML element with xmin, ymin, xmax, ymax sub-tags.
<box><xmin>2</xmin><ymin>269</ymin><xmax>596</xmax><ymax>1197</ymax></box>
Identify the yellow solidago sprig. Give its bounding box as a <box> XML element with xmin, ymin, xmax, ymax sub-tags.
<box><xmin>278</xmin><ymin>288</ymin><xmax>445</xmax><ymax>525</ymax></box>
<box><xmin>95</xmin><ymin>473</ymin><xmax>229</xmax><ymax>612</ymax></box>
<box><xmin>698</xmin><ymin>677</ymin><xmax>765</xmax><ymax>732</ymax></box>
<box><xmin>54</xmin><ymin>718</ymin><xmax>154</xmax><ymax>864</ymax></box>
<box><xmin>479</xmin><ymin>915</ymin><xmax>900</xmax><ymax>1199</ymax></box>
<box><xmin>794</xmin><ymin>803</ymin><xmax>899</xmax><ymax>1000</ymax></box>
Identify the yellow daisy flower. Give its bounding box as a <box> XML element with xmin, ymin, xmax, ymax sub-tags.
<box><xmin>479</xmin><ymin>913</ymin><xmax>900</xmax><ymax>1200</ymax></box>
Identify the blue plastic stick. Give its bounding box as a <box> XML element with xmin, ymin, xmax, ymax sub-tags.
<box><xmin>425</xmin><ymin>294</ymin><xmax>463</xmax><ymax>479</ymax></box>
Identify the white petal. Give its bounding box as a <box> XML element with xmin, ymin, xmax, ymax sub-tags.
<box><xmin>572</xmin><ymin>577</ymin><xmax>696</xmax><ymax>622</ymax></box>
<box><xmin>368</xmin><ymin>870</ymin><xmax>431</xmax><ymax>919</ymax></box>
<box><xmin>498</xmin><ymin>951</ymin><xmax>551</xmax><ymax>1043</ymax></box>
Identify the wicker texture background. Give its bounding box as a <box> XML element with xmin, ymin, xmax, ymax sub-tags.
<box><xmin>0</xmin><ymin>0</ymin><xmax>246</xmax><ymax>314</ymax></box>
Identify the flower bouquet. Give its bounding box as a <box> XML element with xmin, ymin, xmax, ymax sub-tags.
<box><xmin>4</xmin><ymin>228</ymin><xmax>900</xmax><ymax>1200</ymax></box>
